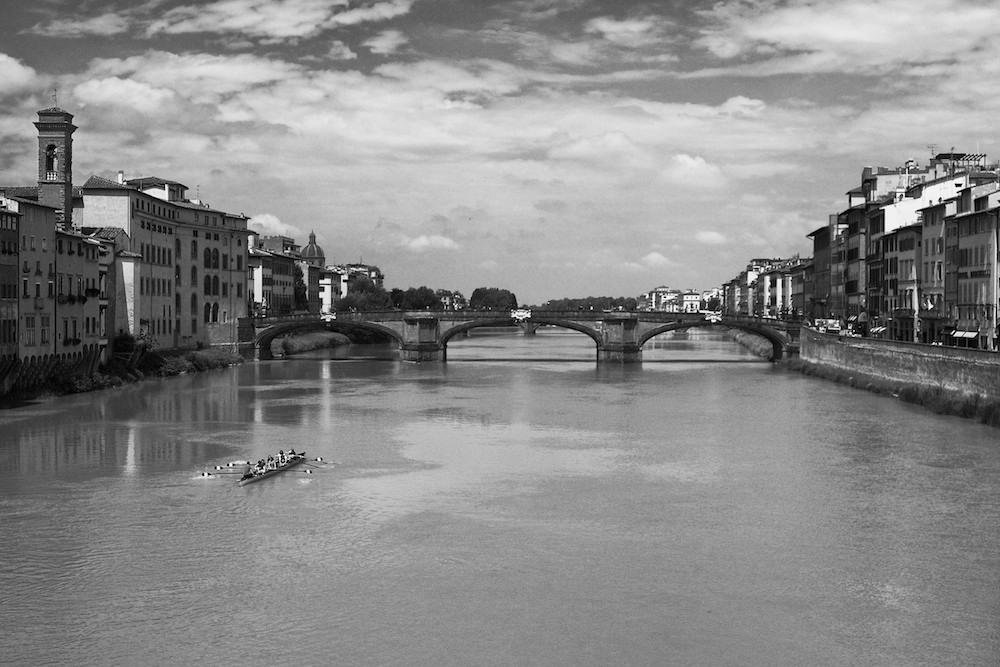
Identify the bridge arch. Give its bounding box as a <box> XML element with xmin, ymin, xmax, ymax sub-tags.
<box><xmin>636</xmin><ymin>321</ymin><xmax>789</xmax><ymax>360</ymax></box>
<box><xmin>254</xmin><ymin>319</ymin><xmax>403</xmax><ymax>360</ymax></box>
<box><xmin>439</xmin><ymin>317</ymin><xmax>603</xmax><ymax>349</ymax></box>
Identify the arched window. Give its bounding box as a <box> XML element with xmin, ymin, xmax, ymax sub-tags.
<box><xmin>175</xmin><ymin>238</ymin><xmax>181</xmax><ymax>254</ymax></box>
<box><xmin>191</xmin><ymin>240</ymin><xmax>197</xmax><ymax>260</ymax></box>
<box><xmin>204</xmin><ymin>247</ymin><xmax>212</xmax><ymax>269</ymax></box>
<box><xmin>191</xmin><ymin>293</ymin><xmax>197</xmax><ymax>312</ymax></box>
<box><xmin>191</xmin><ymin>266</ymin><xmax>197</xmax><ymax>286</ymax></box>
<box><xmin>212</xmin><ymin>275</ymin><xmax>219</xmax><ymax>296</ymax></box>
<box><xmin>203</xmin><ymin>275</ymin><xmax>211</xmax><ymax>294</ymax></box>
<box><xmin>45</xmin><ymin>145</ymin><xmax>58</xmax><ymax>174</ymax></box>
<box><xmin>203</xmin><ymin>303</ymin><xmax>212</xmax><ymax>323</ymax></box>
<box><xmin>212</xmin><ymin>249</ymin><xmax>220</xmax><ymax>269</ymax></box>
<box><xmin>212</xmin><ymin>303</ymin><xmax>219</xmax><ymax>323</ymax></box>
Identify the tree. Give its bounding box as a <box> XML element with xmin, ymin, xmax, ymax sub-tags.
<box><xmin>469</xmin><ymin>287</ymin><xmax>518</xmax><ymax>311</ymax></box>
<box><xmin>540</xmin><ymin>296</ymin><xmax>637</xmax><ymax>311</ymax></box>
<box><xmin>335</xmin><ymin>276</ymin><xmax>393</xmax><ymax>312</ymax></box>
<box><xmin>390</xmin><ymin>286</ymin><xmax>443</xmax><ymax>310</ymax></box>
<box><xmin>293</xmin><ymin>265</ymin><xmax>308</xmax><ymax>311</ymax></box>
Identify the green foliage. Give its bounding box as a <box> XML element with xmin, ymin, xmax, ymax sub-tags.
<box><xmin>279</xmin><ymin>331</ymin><xmax>350</xmax><ymax>355</ymax></box>
<box><xmin>390</xmin><ymin>286</ymin><xmax>443</xmax><ymax>310</ymax></box>
<box><xmin>539</xmin><ymin>296</ymin><xmax>637</xmax><ymax>311</ymax></box>
<box><xmin>469</xmin><ymin>287</ymin><xmax>517</xmax><ymax>311</ymax></box>
<box><xmin>293</xmin><ymin>265</ymin><xmax>308</xmax><ymax>311</ymax></box>
<box><xmin>335</xmin><ymin>276</ymin><xmax>393</xmax><ymax>311</ymax></box>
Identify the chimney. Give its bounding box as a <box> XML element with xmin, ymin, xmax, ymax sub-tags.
<box><xmin>117</xmin><ymin>170</ymin><xmax>125</xmax><ymax>184</ymax></box>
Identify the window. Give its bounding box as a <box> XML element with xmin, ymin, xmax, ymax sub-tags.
<box><xmin>191</xmin><ymin>240</ymin><xmax>198</xmax><ymax>260</ymax></box>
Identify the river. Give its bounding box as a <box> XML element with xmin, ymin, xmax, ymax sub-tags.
<box><xmin>1</xmin><ymin>328</ymin><xmax>998</xmax><ymax>666</ymax></box>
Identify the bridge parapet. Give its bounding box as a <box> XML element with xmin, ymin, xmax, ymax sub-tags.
<box><xmin>244</xmin><ymin>310</ymin><xmax>799</xmax><ymax>362</ymax></box>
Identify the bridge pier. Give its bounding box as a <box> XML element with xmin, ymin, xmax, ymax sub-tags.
<box><xmin>598</xmin><ymin>345</ymin><xmax>643</xmax><ymax>363</ymax></box>
<box><xmin>598</xmin><ymin>314</ymin><xmax>642</xmax><ymax>363</ymax></box>
<box><xmin>400</xmin><ymin>343</ymin><xmax>445</xmax><ymax>362</ymax></box>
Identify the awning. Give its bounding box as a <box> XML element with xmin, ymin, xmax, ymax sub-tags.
<box><xmin>869</xmin><ymin>326</ymin><xmax>886</xmax><ymax>334</ymax></box>
<box><xmin>952</xmin><ymin>330</ymin><xmax>979</xmax><ymax>338</ymax></box>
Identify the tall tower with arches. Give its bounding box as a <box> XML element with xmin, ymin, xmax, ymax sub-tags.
<box><xmin>34</xmin><ymin>107</ymin><xmax>77</xmax><ymax>225</ymax></box>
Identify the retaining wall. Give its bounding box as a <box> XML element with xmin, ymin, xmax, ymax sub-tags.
<box><xmin>800</xmin><ymin>328</ymin><xmax>1000</xmax><ymax>400</ymax></box>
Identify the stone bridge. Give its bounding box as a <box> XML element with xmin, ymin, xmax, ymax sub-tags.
<box><xmin>243</xmin><ymin>310</ymin><xmax>800</xmax><ymax>363</ymax></box>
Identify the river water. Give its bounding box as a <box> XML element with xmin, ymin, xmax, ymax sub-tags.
<box><xmin>1</xmin><ymin>329</ymin><xmax>998</xmax><ymax>666</ymax></box>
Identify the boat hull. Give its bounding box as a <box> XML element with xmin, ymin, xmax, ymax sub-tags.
<box><xmin>238</xmin><ymin>453</ymin><xmax>307</xmax><ymax>486</ymax></box>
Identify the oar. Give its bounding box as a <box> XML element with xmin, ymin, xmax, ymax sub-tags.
<box><xmin>197</xmin><ymin>470</ymin><xmax>244</xmax><ymax>478</ymax></box>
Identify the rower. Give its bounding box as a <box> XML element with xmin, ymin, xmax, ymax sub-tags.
<box><xmin>288</xmin><ymin>448</ymin><xmax>296</xmax><ymax>457</ymax></box>
<box><xmin>278</xmin><ymin>450</ymin><xmax>286</xmax><ymax>465</ymax></box>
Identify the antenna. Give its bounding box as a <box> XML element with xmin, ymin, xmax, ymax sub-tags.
<box><xmin>52</xmin><ymin>87</ymin><xmax>58</xmax><ymax>105</ymax></box>
<box><xmin>927</xmin><ymin>144</ymin><xmax>937</xmax><ymax>157</ymax></box>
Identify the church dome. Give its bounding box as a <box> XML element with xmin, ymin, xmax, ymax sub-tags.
<box><xmin>301</xmin><ymin>230</ymin><xmax>326</xmax><ymax>266</ymax></box>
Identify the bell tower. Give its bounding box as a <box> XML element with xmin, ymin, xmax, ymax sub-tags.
<box><xmin>34</xmin><ymin>107</ymin><xmax>77</xmax><ymax>226</ymax></box>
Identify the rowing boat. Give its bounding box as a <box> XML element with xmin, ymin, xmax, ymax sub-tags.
<box><xmin>238</xmin><ymin>453</ymin><xmax>307</xmax><ymax>486</ymax></box>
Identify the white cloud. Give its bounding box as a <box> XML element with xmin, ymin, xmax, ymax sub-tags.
<box><xmin>584</xmin><ymin>16</ymin><xmax>668</xmax><ymax>48</ymax></box>
<box><xmin>327</xmin><ymin>41</ymin><xmax>358</xmax><ymax>60</ymax></box>
<box><xmin>0</xmin><ymin>54</ymin><xmax>39</xmax><ymax>95</ymax></box>
<box><xmin>363</xmin><ymin>30</ymin><xmax>409</xmax><ymax>55</ymax></box>
<box><xmin>642</xmin><ymin>252</ymin><xmax>671</xmax><ymax>267</ymax></box>
<box><xmin>403</xmin><ymin>235</ymin><xmax>461</xmax><ymax>252</ymax></box>
<box><xmin>695</xmin><ymin>231</ymin><xmax>726</xmax><ymax>245</ymax></box>
<box><xmin>26</xmin><ymin>13</ymin><xmax>130</xmax><ymax>38</ymax></box>
<box><xmin>694</xmin><ymin>0</ymin><xmax>1000</xmax><ymax>78</ymax></box>
<box><xmin>73</xmin><ymin>77</ymin><xmax>176</xmax><ymax>114</ymax></box>
<box><xmin>661</xmin><ymin>154</ymin><xmax>726</xmax><ymax>188</ymax></box>
<box><xmin>249</xmin><ymin>213</ymin><xmax>303</xmax><ymax>238</ymax></box>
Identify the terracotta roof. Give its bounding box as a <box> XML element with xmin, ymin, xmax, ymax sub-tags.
<box><xmin>82</xmin><ymin>175</ymin><xmax>134</xmax><ymax>190</ymax></box>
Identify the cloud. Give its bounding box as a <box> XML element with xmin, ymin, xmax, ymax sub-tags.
<box><xmin>249</xmin><ymin>213</ymin><xmax>303</xmax><ymax>238</ymax></box>
<box><xmin>403</xmin><ymin>234</ymin><xmax>461</xmax><ymax>251</ymax></box>
<box><xmin>0</xmin><ymin>54</ymin><xmax>39</xmax><ymax>95</ymax></box>
<box><xmin>696</xmin><ymin>231</ymin><xmax>726</xmax><ymax>245</ymax></box>
<box><xmin>330</xmin><ymin>0</ymin><xmax>416</xmax><ymax>26</ymax></box>
<box><xmin>584</xmin><ymin>16</ymin><xmax>671</xmax><ymax>48</ymax></box>
<box><xmin>363</xmin><ymin>30</ymin><xmax>408</xmax><ymax>56</ymax></box>
<box><xmin>74</xmin><ymin>77</ymin><xmax>177</xmax><ymax>114</ymax></box>
<box><xmin>327</xmin><ymin>41</ymin><xmax>358</xmax><ymax>60</ymax></box>
<box><xmin>25</xmin><ymin>13</ymin><xmax>130</xmax><ymax>38</ymax></box>
<box><xmin>642</xmin><ymin>252</ymin><xmax>671</xmax><ymax>267</ymax></box>
<box><xmin>692</xmin><ymin>0</ymin><xmax>1000</xmax><ymax>78</ymax></box>
<box><xmin>661</xmin><ymin>154</ymin><xmax>726</xmax><ymax>188</ymax></box>
<box><xmin>144</xmin><ymin>0</ymin><xmax>414</xmax><ymax>41</ymax></box>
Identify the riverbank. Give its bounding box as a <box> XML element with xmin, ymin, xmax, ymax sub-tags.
<box><xmin>797</xmin><ymin>327</ymin><xmax>1000</xmax><ymax>428</ymax></box>
<box><xmin>274</xmin><ymin>331</ymin><xmax>351</xmax><ymax>356</ymax></box>
<box><xmin>0</xmin><ymin>346</ymin><xmax>246</xmax><ymax>406</ymax></box>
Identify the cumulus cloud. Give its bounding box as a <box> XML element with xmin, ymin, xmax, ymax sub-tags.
<box><xmin>661</xmin><ymin>154</ymin><xmax>726</xmax><ymax>188</ymax></box>
<box><xmin>0</xmin><ymin>54</ymin><xmax>39</xmax><ymax>94</ymax></box>
<box><xmin>249</xmin><ymin>213</ymin><xmax>303</xmax><ymax>238</ymax></box>
<box><xmin>363</xmin><ymin>30</ymin><xmax>409</xmax><ymax>55</ymax></box>
<box><xmin>327</xmin><ymin>41</ymin><xmax>358</xmax><ymax>60</ymax></box>
<box><xmin>74</xmin><ymin>77</ymin><xmax>177</xmax><ymax>114</ymax></box>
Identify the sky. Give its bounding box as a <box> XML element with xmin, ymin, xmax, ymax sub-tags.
<box><xmin>2</xmin><ymin>0</ymin><xmax>999</xmax><ymax>305</ymax></box>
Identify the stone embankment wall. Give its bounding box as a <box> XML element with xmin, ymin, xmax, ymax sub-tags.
<box><xmin>800</xmin><ymin>328</ymin><xmax>1000</xmax><ymax>400</ymax></box>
